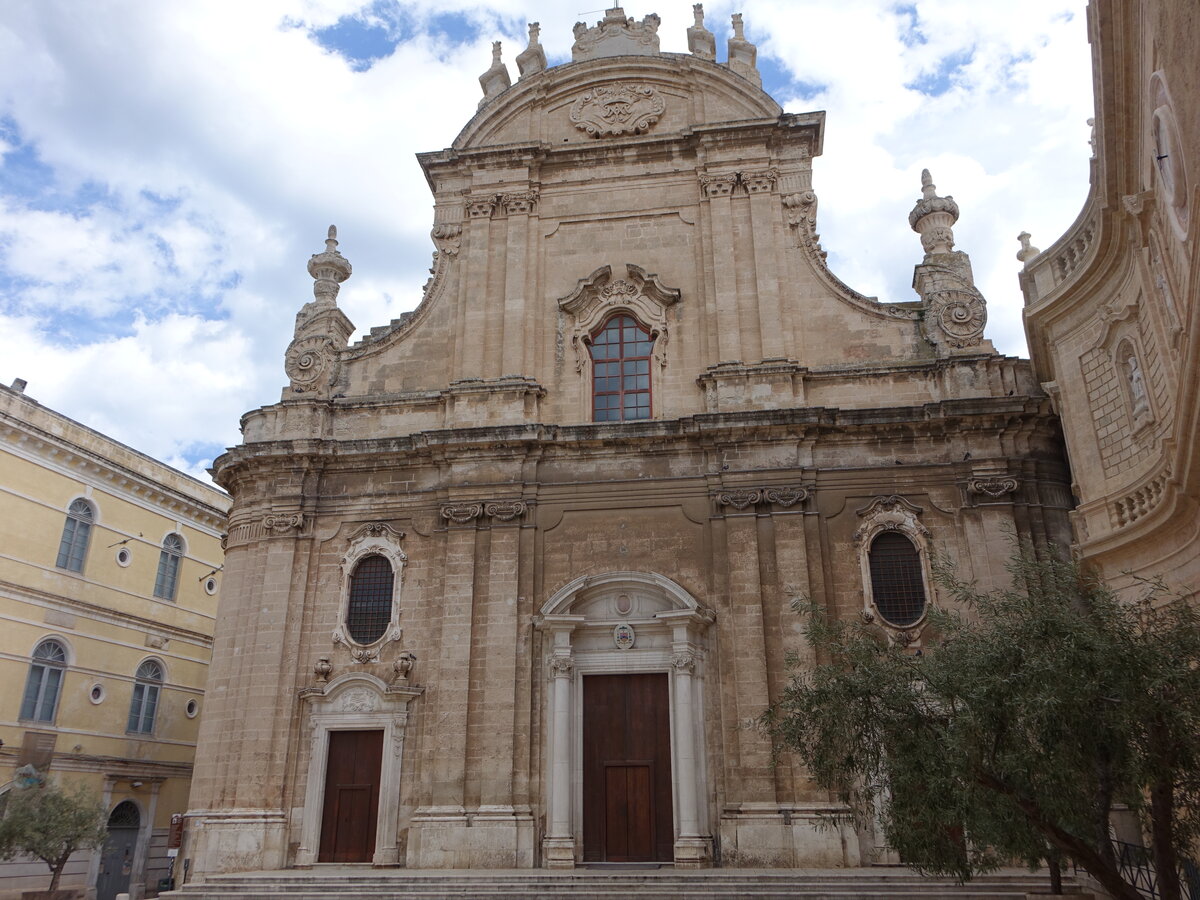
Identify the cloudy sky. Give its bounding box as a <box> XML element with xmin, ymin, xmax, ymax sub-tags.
<box><xmin>0</xmin><ymin>1</ymin><xmax>1094</xmax><ymax>482</ymax></box>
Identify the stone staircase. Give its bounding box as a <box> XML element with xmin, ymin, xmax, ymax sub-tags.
<box><xmin>163</xmin><ymin>866</ymin><xmax>1087</xmax><ymax>899</ymax></box>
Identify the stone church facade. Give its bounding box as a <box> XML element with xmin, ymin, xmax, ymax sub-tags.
<box><xmin>184</xmin><ymin>7</ymin><xmax>1072</xmax><ymax>876</ymax></box>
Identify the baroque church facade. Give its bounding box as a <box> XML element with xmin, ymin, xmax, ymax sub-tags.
<box><xmin>183</xmin><ymin>7</ymin><xmax>1072</xmax><ymax>876</ymax></box>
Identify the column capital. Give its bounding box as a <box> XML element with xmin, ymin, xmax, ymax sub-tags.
<box><xmin>549</xmin><ymin>655</ymin><xmax>574</xmax><ymax>679</ymax></box>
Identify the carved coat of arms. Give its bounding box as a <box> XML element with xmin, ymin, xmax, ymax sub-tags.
<box><xmin>569</xmin><ymin>84</ymin><xmax>666</xmax><ymax>138</ymax></box>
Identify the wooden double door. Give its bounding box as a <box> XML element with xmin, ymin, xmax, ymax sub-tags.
<box><xmin>318</xmin><ymin>729</ymin><xmax>383</xmax><ymax>862</ymax></box>
<box><xmin>582</xmin><ymin>673</ymin><xmax>674</xmax><ymax>862</ymax></box>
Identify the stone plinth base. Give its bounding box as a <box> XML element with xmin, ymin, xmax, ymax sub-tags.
<box><xmin>183</xmin><ymin>808</ymin><xmax>289</xmax><ymax>879</ymax></box>
<box><xmin>718</xmin><ymin>805</ymin><xmax>861</xmax><ymax>868</ymax></box>
<box><xmin>407</xmin><ymin>807</ymin><xmax>535</xmax><ymax>868</ymax></box>
<box><xmin>698</xmin><ymin>361</ymin><xmax>807</xmax><ymax>413</ymax></box>
<box><xmin>541</xmin><ymin>836</ymin><xmax>576</xmax><ymax>869</ymax></box>
<box><xmin>673</xmin><ymin>836</ymin><xmax>713</xmax><ymax>868</ymax></box>
<box><xmin>443</xmin><ymin>377</ymin><xmax>545</xmax><ymax>428</ymax></box>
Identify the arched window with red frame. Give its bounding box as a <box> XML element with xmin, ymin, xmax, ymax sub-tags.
<box><xmin>589</xmin><ymin>314</ymin><xmax>653</xmax><ymax>421</ymax></box>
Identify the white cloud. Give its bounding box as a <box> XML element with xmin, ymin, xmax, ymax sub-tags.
<box><xmin>0</xmin><ymin>0</ymin><xmax>1094</xmax><ymax>472</ymax></box>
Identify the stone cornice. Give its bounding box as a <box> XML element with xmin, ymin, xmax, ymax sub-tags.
<box><xmin>213</xmin><ymin>394</ymin><xmax>1059</xmax><ymax>487</ymax></box>
<box><xmin>0</xmin><ymin>392</ymin><xmax>229</xmax><ymax>533</ymax></box>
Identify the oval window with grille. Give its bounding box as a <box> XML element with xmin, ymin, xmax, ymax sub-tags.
<box><xmin>346</xmin><ymin>555</ymin><xmax>394</xmax><ymax>644</ymax></box>
<box><xmin>867</xmin><ymin>532</ymin><xmax>927</xmax><ymax>626</ymax></box>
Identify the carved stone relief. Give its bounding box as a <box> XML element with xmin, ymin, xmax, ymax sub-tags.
<box><xmin>569</xmin><ymin>84</ymin><xmax>666</xmax><ymax>138</ymax></box>
<box><xmin>558</xmin><ymin>264</ymin><xmax>680</xmax><ymax>374</ymax></box>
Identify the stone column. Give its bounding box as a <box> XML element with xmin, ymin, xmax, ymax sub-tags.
<box><xmin>539</xmin><ymin>617</ymin><xmax>583</xmax><ymax>868</ymax></box>
<box><xmin>671</xmin><ymin>647</ymin><xmax>710</xmax><ymax>867</ymax></box>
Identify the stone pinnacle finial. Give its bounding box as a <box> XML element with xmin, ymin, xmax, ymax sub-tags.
<box><xmin>726</xmin><ymin>12</ymin><xmax>760</xmax><ymax>85</ymax></box>
<box><xmin>908</xmin><ymin>168</ymin><xmax>960</xmax><ymax>257</ymax></box>
<box><xmin>920</xmin><ymin>168</ymin><xmax>936</xmax><ymax>199</ymax></box>
<box><xmin>479</xmin><ymin>41</ymin><xmax>511</xmax><ymax>107</ymax></box>
<box><xmin>688</xmin><ymin>4</ymin><xmax>715</xmax><ymax>59</ymax></box>
<box><xmin>1016</xmin><ymin>231</ymin><xmax>1041</xmax><ymax>264</ymax></box>
<box><xmin>307</xmin><ymin>224</ymin><xmax>352</xmax><ymax>306</ymax></box>
<box><xmin>516</xmin><ymin>21</ymin><xmax>547</xmax><ymax>78</ymax></box>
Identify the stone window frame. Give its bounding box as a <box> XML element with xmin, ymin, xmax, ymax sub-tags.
<box><xmin>588</xmin><ymin>312</ymin><xmax>655</xmax><ymax>422</ymax></box>
<box><xmin>854</xmin><ymin>496</ymin><xmax>934</xmax><ymax>636</ymax></box>
<box><xmin>558</xmin><ymin>264</ymin><xmax>680</xmax><ymax>424</ymax></box>
<box><xmin>332</xmin><ymin>524</ymin><xmax>407</xmax><ymax>658</ymax></box>
<box><xmin>127</xmin><ymin>657</ymin><xmax>165</xmax><ymax>734</ymax></box>
<box><xmin>56</xmin><ymin>497</ymin><xmax>95</xmax><ymax>574</ymax></box>
<box><xmin>20</xmin><ymin>636</ymin><xmax>71</xmax><ymax>723</ymax></box>
<box><xmin>153</xmin><ymin>533</ymin><xmax>185</xmax><ymax>601</ymax></box>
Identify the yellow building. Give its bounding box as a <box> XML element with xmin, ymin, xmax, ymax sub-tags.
<box><xmin>0</xmin><ymin>379</ymin><xmax>228</xmax><ymax>900</ymax></box>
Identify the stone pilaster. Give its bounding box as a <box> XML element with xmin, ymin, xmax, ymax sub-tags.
<box><xmin>745</xmin><ymin>169</ymin><xmax>784</xmax><ymax>360</ymax></box>
<box><xmin>700</xmin><ymin>172</ymin><xmax>742</xmax><ymax>362</ymax></box>
<box><xmin>500</xmin><ymin>190</ymin><xmax>537</xmax><ymax>376</ymax></box>
<box><xmin>459</xmin><ymin>196</ymin><xmax>496</xmax><ymax>380</ymax></box>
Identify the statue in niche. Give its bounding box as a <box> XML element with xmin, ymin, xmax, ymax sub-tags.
<box><xmin>1126</xmin><ymin>353</ymin><xmax>1149</xmax><ymax>417</ymax></box>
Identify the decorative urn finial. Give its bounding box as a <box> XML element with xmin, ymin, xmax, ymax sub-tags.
<box><xmin>908</xmin><ymin>169</ymin><xmax>960</xmax><ymax>257</ymax></box>
<box><xmin>307</xmin><ymin>224</ymin><xmax>352</xmax><ymax>305</ymax></box>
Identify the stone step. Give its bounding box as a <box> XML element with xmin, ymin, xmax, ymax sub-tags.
<box><xmin>164</xmin><ymin>868</ymin><xmax>1081</xmax><ymax>900</ymax></box>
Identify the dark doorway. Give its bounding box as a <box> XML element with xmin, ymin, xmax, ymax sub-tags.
<box><xmin>582</xmin><ymin>673</ymin><xmax>673</xmax><ymax>862</ymax></box>
<box><xmin>318</xmin><ymin>729</ymin><xmax>383</xmax><ymax>862</ymax></box>
<box><xmin>96</xmin><ymin>800</ymin><xmax>139</xmax><ymax>900</ymax></box>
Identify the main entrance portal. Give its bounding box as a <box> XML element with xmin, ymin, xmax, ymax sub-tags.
<box><xmin>318</xmin><ymin>729</ymin><xmax>383</xmax><ymax>862</ymax></box>
<box><xmin>582</xmin><ymin>673</ymin><xmax>673</xmax><ymax>862</ymax></box>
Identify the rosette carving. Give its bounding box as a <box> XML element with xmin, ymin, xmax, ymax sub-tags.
<box><xmin>925</xmin><ymin>287</ymin><xmax>988</xmax><ymax>349</ymax></box>
<box><xmin>284</xmin><ymin>335</ymin><xmax>336</xmax><ymax>388</ymax></box>
<box><xmin>570</xmin><ymin>83</ymin><xmax>666</xmax><ymax>138</ymax></box>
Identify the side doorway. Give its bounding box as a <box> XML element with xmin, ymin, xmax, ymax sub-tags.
<box><xmin>582</xmin><ymin>673</ymin><xmax>673</xmax><ymax>862</ymax></box>
<box><xmin>96</xmin><ymin>801</ymin><xmax>139</xmax><ymax>900</ymax></box>
<box><xmin>318</xmin><ymin>729</ymin><xmax>384</xmax><ymax>863</ymax></box>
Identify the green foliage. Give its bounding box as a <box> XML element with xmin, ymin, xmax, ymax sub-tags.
<box><xmin>762</xmin><ymin>547</ymin><xmax>1200</xmax><ymax>900</ymax></box>
<box><xmin>0</xmin><ymin>780</ymin><xmax>109</xmax><ymax>891</ymax></box>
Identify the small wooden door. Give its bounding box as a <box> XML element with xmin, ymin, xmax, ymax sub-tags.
<box><xmin>583</xmin><ymin>673</ymin><xmax>673</xmax><ymax>862</ymax></box>
<box><xmin>318</xmin><ymin>729</ymin><xmax>383</xmax><ymax>863</ymax></box>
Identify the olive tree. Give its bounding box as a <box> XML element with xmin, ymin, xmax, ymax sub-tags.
<box><xmin>763</xmin><ymin>549</ymin><xmax>1200</xmax><ymax>900</ymax></box>
<box><xmin>0</xmin><ymin>779</ymin><xmax>109</xmax><ymax>892</ymax></box>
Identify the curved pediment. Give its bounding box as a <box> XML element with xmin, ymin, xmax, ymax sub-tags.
<box><xmin>540</xmin><ymin>570</ymin><xmax>706</xmax><ymax>620</ymax></box>
<box><xmin>453</xmin><ymin>54</ymin><xmax>782</xmax><ymax>151</ymax></box>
